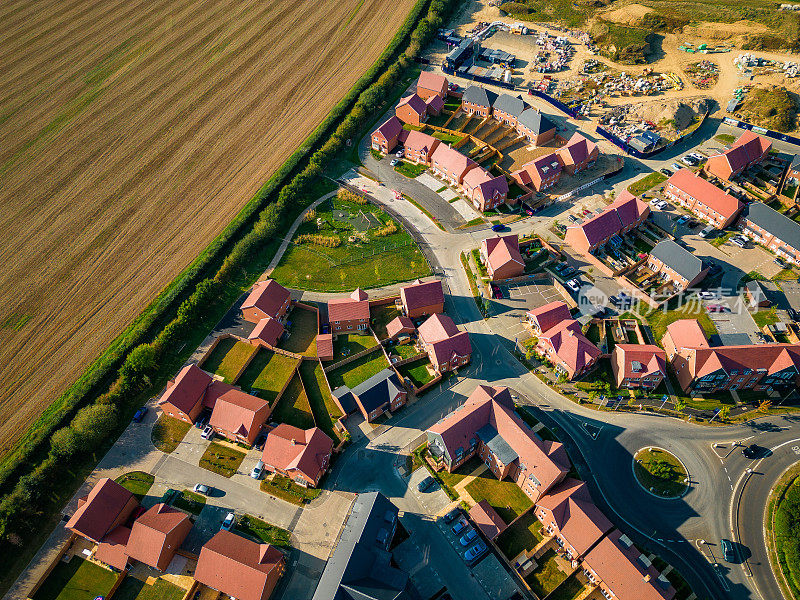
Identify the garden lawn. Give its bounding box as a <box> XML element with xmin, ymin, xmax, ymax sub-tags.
<box><xmin>395</xmin><ymin>161</ymin><xmax>427</xmax><ymax>178</ymax></box>
<box><xmin>432</xmin><ymin>131</ymin><xmax>464</xmax><ymax>144</ymax></box>
<box><xmin>627</xmin><ymin>172</ymin><xmax>666</xmax><ymax>195</ymax></box>
<box><xmin>199</xmin><ymin>442</ymin><xmax>246</xmax><ymax>478</ymax></box>
<box><xmin>495</xmin><ymin>510</ymin><xmax>544</xmax><ymax>560</ymax></box>
<box><xmin>271</xmin><ymin>374</ymin><xmax>316</xmax><ymax>430</ymax></box>
<box><xmin>236</xmin><ymin>349</ymin><xmax>298</xmax><ymax>405</ymax></box>
<box><xmin>643</xmin><ymin>305</ymin><xmax>717</xmax><ymax>342</ymax></box>
<box><xmin>113</xmin><ymin>578</ymin><xmax>185</xmax><ymax>600</ymax></box>
<box><xmin>391</xmin><ymin>344</ymin><xmax>421</xmax><ymax>360</ymax></box>
<box><xmin>547</xmin><ymin>574</ymin><xmax>587</xmax><ymax>600</ymax></box>
<box><xmin>299</xmin><ymin>361</ymin><xmax>342</xmax><ymax>442</ymax></box>
<box><xmin>326</xmin><ymin>351</ymin><xmax>390</xmax><ymax>390</ymax></box>
<box><xmin>280</xmin><ymin>306</ymin><xmax>318</xmax><ymax>356</ymax></box>
<box><xmin>525</xmin><ymin>550</ymin><xmax>568</xmax><ymax>598</ymax></box>
<box><xmin>333</xmin><ymin>333</ymin><xmax>378</xmax><ymax>362</ymax></box>
<box><xmin>151</xmin><ymin>415</ymin><xmax>192</xmax><ymax>453</ymax></box>
<box><xmin>200</xmin><ymin>337</ymin><xmax>256</xmax><ymax>383</ymax></box>
<box><xmin>115</xmin><ymin>471</ymin><xmax>154</xmax><ymax>501</ymax></box>
<box><xmin>752</xmin><ymin>307</ymin><xmax>780</xmax><ymax>328</ymax></box>
<box><xmin>397</xmin><ymin>358</ymin><xmax>436</xmax><ymax>388</ymax></box>
<box><xmin>634</xmin><ymin>448</ymin><xmax>688</xmax><ymax>498</ymax></box>
<box><xmin>32</xmin><ymin>557</ymin><xmax>116</xmax><ymax>600</ymax></box>
<box><xmin>235</xmin><ymin>514</ymin><xmax>292</xmax><ymax>548</ymax></box>
<box><xmin>464</xmin><ymin>473</ymin><xmax>533</xmax><ymax>523</ymax></box>
<box><xmin>261</xmin><ymin>475</ymin><xmax>322</xmax><ymax>505</ymax></box>
<box><xmin>715</xmin><ymin>134</ymin><xmax>735</xmax><ymax>145</ymax></box>
<box><xmin>171</xmin><ymin>490</ymin><xmax>206</xmax><ymax>515</ymax></box>
<box><xmin>371</xmin><ymin>304</ymin><xmax>401</xmax><ymax>340</ymax></box>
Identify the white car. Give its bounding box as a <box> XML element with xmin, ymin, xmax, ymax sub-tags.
<box><xmin>221</xmin><ymin>512</ymin><xmax>235</xmax><ymax>531</ymax></box>
<box><xmin>690</xmin><ymin>152</ymin><xmax>705</xmax><ymax>161</ymax></box>
<box><xmin>193</xmin><ymin>483</ymin><xmax>211</xmax><ymax>495</ymax></box>
<box><xmin>566</xmin><ymin>278</ymin><xmax>581</xmax><ymax>293</ymax></box>
<box><xmin>395</xmin><ymin>149</ymin><xmax>404</xmax><ymax>158</ymax></box>
<box><xmin>390</xmin><ymin>159</ymin><xmax>399</xmax><ymax>167</ymax></box>
<box><xmin>680</xmin><ymin>156</ymin><xmax>695</xmax><ymax>166</ymax></box>
<box><xmin>201</xmin><ymin>425</ymin><xmax>214</xmax><ymax>440</ymax></box>
<box><xmin>251</xmin><ymin>460</ymin><xmax>264</xmax><ymax>480</ymax></box>
<box><xmin>655</xmin><ymin>200</ymin><xmax>668</xmax><ymax>210</ymax></box>
<box><xmin>697</xmin><ymin>291</ymin><xmax>717</xmax><ymax>300</ymax></box>
<box><xmin>731</xmin><ymin>236</ymin><xmax>747</xmax><ymax>248</ymax></box>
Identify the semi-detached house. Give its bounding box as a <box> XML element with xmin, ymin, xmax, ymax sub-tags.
<box><xmin>417</xmin><ymin>313</ymin><xmax>472</xmax><ymax>372</ymax></box>
<box><xmin>647</xmin><ymin>239</ymin><xmax>708</xmax><ymax>292</ymax></box>
<box><xmin>740</xmin><ymin>201</ymin><xmax>800</xmax><ymax>264</ymax></box>
<box><xmin>564</xmin><ymin>192</ymin><xmax>649</xmax><ymax>255</ymax></box>
<box><xmin>706</xmin><ymin>131</ymin><xmax>771</xmax><ymax>181</ymax></box>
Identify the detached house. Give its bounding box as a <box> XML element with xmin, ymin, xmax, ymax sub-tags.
<box><xmin>663</xmin><ymin>169</ymin><xmax>743</xmax><ymax>228</ymax></box>
<box><xmin>395</xmin><ymin>93</ymin><xmax>428</xmax><ymax>127</ymax></box>
<box><xmin>416</xmin><ymin>71</ymin><xmax>448</xmax><ymax>101</ymax></box>
<box><xmin>706</xmin><ymin>131</ymin><xmax>771</xmax><ymax>181</ymax></box>
<box><xmin>480</xmin><ymin>234</ymin><xmax>525</xmax><ymax>281</ymax></box>
<box><xmin>262</xmin><ymin>424</ymin><xmax>334</xmax><ymax>487</ymax></box>
<box><xmin>740</xmin><ymin>201</ymin><xmax>800</xmax><ymax>264</ymax></box>
<box><xmin>66</xmin><ymin>478</ymin><xmax>139</xmax><ymax>543</ymax></box>
<box><xmin>511</xmin><ymin>152</ymin><xmax>562</xmax><ymax>191</ymax></box>
<box><xmin>557</xmin><ymin>132</ymin><xmax>598</xmax><ymax>175</ymax></box>
<box><xmin>371</xmin><ymin>116</ymin><xmax>404</xmax><ymax>154</ymax></box>
<box><xmin>418</xmin><ymin>313</ymin><xmax>472</xmax><ymax>372</ymax></box>
<box><xmin>526</xmin><ymin>301</ymin><xmax>572</xmax><ymax>334</ymax></box>
<box><xmin>399</xmin><ymin>279</ymin><xmax>444</xmax><ymax>318</ymax></box>
<box><xmin>124</xmin><ymin>504</ymin><xmax>192</xmax><ymax>571</ymax></box>
<box><xmin>536</xmin><ymin>319</ymin><xmax>601</xmax><ymax>380</ymax></box>
<box><xmin>332</xmin><ymin>368</ymin><xmax>407</xmax><ymax>422</ymax></box>
<box><xmin>328</xmin><ymin>289</ymin><xmax>370</xmax><ymax>333</ymax></box>
<box><xmin>158</xmin><ymin>364</ymin><xmax>214</xmax><ymax>423</ymax></box>
<box><xmin>611</xmin><ymin>344</ymin><xmax>667</xmax><ymax>389</ymax></box>
<box><xmin>208</xmin><ymin>386</ymin><xmax>271</xmax><ymax>446</ymax></box>
<box><xmin>241</xmin><ymin>280</ymin><xmax>291</xmax><ymax>324</ymax></box>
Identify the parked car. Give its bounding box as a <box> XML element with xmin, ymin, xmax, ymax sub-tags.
<box><xmin>687</xmin><ymin>219</ymin><xmax>699</xmax><ymax>228</ymax></box>
<box><xmin>697</xmin><ymin>291</ymin><xmax>717</xmax><ymax>300</ymax></box>
<box><xmin>660</xmin><ymin>168</ymin><xmax>673</xmax><ymax>176</ymax></box>
<box><xmin>201</xmin><ymin>425</ymin><xmax>215</xmax><ymax>440</ymax></box>
<box><xmin>775</xmin><ymin>257</ymin><xmax>787</xmax><ymax>268</ymax></box>
<box><xmin>443</xmin><ymin>508</ymin><xmax>461</xmax><ymax>524</ymax></box>
<box><xmin>654</xmin><ymin>200</ymin><xmax>668</xmax><ymax>210</ymax></box>
<box><xmin>671</xmin><ymin>162</ymin><xmax>683</xmax><ymax>171</ymax></box>
<box><xmin>464</xmin><ymin>541</ymin><xmax>488</xmax><ymax>564</ymax></box>
<box><xmin>491</xmin><ymin>223</ymin><xmax>506</xmax><ymax>232</ymax></box>
<box><xmin>251</xmin><ymin>460</ymin><xmax>265</xmax><ymax>479</ymax></box>
<box><xmin>221</xmin><ymin>512</ymin><xmax>235</xmax><ymax>531</ymax></box>
<box><xmin>459</xmin><ymin>528</ymin><xmax>478</xmax><ymax>547</ymax></box>
<box><xmin>706</xmin><ymin>304</ymin><xmax>729</xmax><ymax>313</ymax></box>
<box><xmin>132</xmin><ymin>407</ymin><xmax>148</xmax><ymax>423</ymax></box>
<box><xmin>721</xmin><ymin>538</ymin><xmax>736</xmax><ymax>562</ymax></box>
<box><xmin>565</xmin><ymin>278</ymin><xmax>581</xmax><ymax>293</ymax></box>
<box><xmin>675</xmin><ymin>215</ymin><xmax>690</xmax><ymax>225</ymax></box>
<box><xmin>568</xmin><ymin>214</ymin><xmax>579</xmax><ymax>223</ymax></box>
<box><xmin>417</xmin><ymin>476</ymin><xmax>435</xmax><ymax>492</ymax></box>
<box><xmin>395</xmin><ymin>149</ymin><xmax>404</xmax><ymax>158</ymax></box>
<box><xmin>193</xmin><ymin>483</ymin><xmax>211</xmax><ymax>495</ymax></box>
<box><xmin>451</xmin><ymin>517</ymin><xmax>469</xmax><ymax>535</ymax></box>
<box><xmin>690</xmin><ymin>152</ymin><xmax>705</xmax><ymax>161</ymax></box>
<box><xmin>681</xmin><ymin>156</ymin><xmax>697</xmax><ymax>166</ymax></box>
<box><xmin>254</xmin><ymin>433</ymin><xmax>267</xmax><ymax>451</ymax></box>
<box><xmin>560</xmin><ymin>267</ymin><xmax>576</xmax><ymax>278</ymax></box>
<box><xmin>390</xmin><ymin>159</ymin><xmax>399</xmax><ymax>167</ymax></box>
<box><xmin>731</xmin><ymin>236</ymin><xmax>747</xmax><ymax>248</ymax></box>
<box><xmin>699</xmin><ymin>226</ymin><xmax>717</xmax><ymax>238</ymax></box>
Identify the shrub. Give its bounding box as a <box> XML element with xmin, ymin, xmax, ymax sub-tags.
<box><xmin>373</xmin><ymin>222</ymin><xmax>398</xmax><ymax>237</ymax></box>
<box><xmin>297</xmin><ymin>234</ymin><xmax>341</xmax><ymax>247</ymax></box>
<box><xmin>337</xmin><ymin>188</ymin><xmax>368</xmax><ymax>205</ymax></box>
<box><xmin>303</xmin><ymin>209</ymin><xmax>317</xmax><ymax>222</ymax></box>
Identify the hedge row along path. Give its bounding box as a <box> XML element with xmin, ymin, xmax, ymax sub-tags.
<box><xmin>0</xmin><ymin>0</ymin><xmax>417</xmax><ymax>459</ymax></box>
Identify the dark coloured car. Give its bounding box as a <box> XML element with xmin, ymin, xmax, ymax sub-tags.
<box><xmin>417</xmin><ymin>475</ymin><xmax>435</xmax><ymax>492</ymax></box>
<box><xmin>721</xmin><ymin>538</ymin><xmax>736</xmax><ymax>562</ymax></box>
<box><xmin>451</xmin><ymin>517</ymin><xmax>469</xmax><ymax>535</ymax></box>
<box><xmin>459</xmin><ymin>528</ymin><xmax>478</xmax><ymax>547</ymax></box>
<box><xmin>132</xmin><ymin>407</ymin><xmax>148</xmax><ymax>423</ymax></box>
<box><xmin>742</xmin><ymin>444</ymin><xmax>763</xmax><ymax>459</ymax></box>
<box><xmin>443</xmin><ymin>508</ymin><xmax>461</xmax><ymax>524</ymax></box>
<box><xmin>464</xmin><ymin>541</ymin><xmax>488</xmax><ymax>564</ymax></box>
<box><xmin>660</xmin><ymin>168</ymin><xmax>672</xmax><ymax>176</ymax></box>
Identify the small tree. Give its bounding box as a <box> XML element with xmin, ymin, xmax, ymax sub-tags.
<box><xmin>674</xmin><ymin>399</ymin><xmax>687</xmax><ymax>414</ymax></box>
<box><xmin>719</xmin><ymin>405</ymin><xmax>731</xmax><ymax>421</ymax></box>
<box><xmin>50</xmin><ymin>427</ymin><xmax>81</xmax><ymax>458</ymax></box>
<box><xmin>71</xmin><ymin>404</ymin><xmax>118</xmax><ymax>449</ymax></box>
<box><xmin>119</xmin><ymin>343</ymin><xmax>157</xmax><ymax>390</ymax></box>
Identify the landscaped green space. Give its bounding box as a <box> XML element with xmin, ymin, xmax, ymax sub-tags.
<box><xmin>299</xmin><ymin>361</ymin><xmax>342</xmax><ymax>443</ymax></box>
<box><xmin>199</xmin><ymin>442</ymin><xmax>246</xmax><ymax>478</ymax></box>
<box><xmin>236</xmin><ymin>349</ymin><xmax>298</xmax><ymax>405</ymax></box>
<box><xmin>634</xmin><ymin>447</ymin><xmax>688</xmax><ymax>498</ymax></box>
<box><xmin>525</xmin><ymin>549</ymin><xmax>568</xmax><ymax>597</ymax></box>
<box><xmin>711</xmin><ymin>231</ymin><xmax>734</xmax><ymax>248</ymax></box>
<box><xmin>643</xmin><ymin>304</ymin><xmax>717</xmax><ymax>342</ymax></box>
<box><xmin>496</xmin><ymin>510</ymin><xmax>544</xmax><ymax>560</ymax></box>
<box><xmin>332</xmin><ymin>333</ymin><xmax>378</xmax><ymax>362</ymax></box>
<box><xmin>271</xmin><ymin>374</ymin><xmax>315</xmax><ymax>430</ymax></box>
<box><xmin>391</xmin><ymin>344</ymin><xmax>421</xmax><ymax>360</ymax></box>
<box><xmin>171</xmin><ymin>489</ymin><xmax>206</xmax><ymax>515</ymax></box>
<box><xmin>464</xmin><ymin>472</ymin><xmax>533</xmax><ymax>523</ymax></box>
<box><xmin>715</xmin><ymin>134</ymin><xmax>735</xmax><ymax>145</ymax></box>
<box><xmin>326</xmin><ymin>351</ymin><xmax>390</xmax><ymax>390</ymax></box>
<box><xmin>115</xmin><ymin>471</ymin><xmax>154</xmax><ymax>501</ymax></box>
<box><xmin>113</xmin><ymin>578</ymin><xmax>184</xmax><ymax>600</ymax></box>
<box><xmin>766</xmin><ymin>466</ymin><xmax>800</xmax><ymax>600</ymax></box>
<box><xmin>235</xmin><ymin>514</ymin><xmax>292</xmax><ymax>548</ymax></box>
<box><xmin>752</xmin><ymin>307</ymin><xmax>781</xmax><ymax>329</ymax></box>
<box><xmin>151</xmin><ymin>415</ymin><xmax>192</xmax><ymax>453</ymax></box>
<box><xmin>546</xmin><ymin>573</ymin><xmax>587</xmax><ymax>600</ymax></box>
<box><xmin>396</xmin><ymin>358</ymin><xmax>436</xmax><ymax>388</ymax></box>
<box><xmin>200</xmin><ymin>337</ymin><xmax>256</xmax><ymax>383</ymax></box>
<box><xmin>394</xmin><ymin>161</ymin><xmax>427</xmax><ymax>178</ymax></box>
<box><xmin>261</xmin><ymin>474</ymin><xmax>322</xmax><ymax>505</ymax></box>
<box><xmin>32</xmin><ymin>557</ymin><xmax>116</xmax><ymax>600</ymax></box>
<box><xmin>280</xmin><ymin>307</ymin><xmax>318</xmax><ymax>356</ymax></box>
<box><xmin>271</xmin><ymin>197</ymin><xmax>431</xmax><ymax>291</ymax></box>
<box><xmin>432</xmin><ymin>131</ymin><xmax>464</xmax><ymax>144</ymax></box>
<box><xmin>371</xmin><ymin>304</ymin><xmax>401</xmax><ymax>340</ymax></box>
<box><xmin>627</xmin><ymin>172</ymin><xmax>667</xmax><ymax>195</ymax></box>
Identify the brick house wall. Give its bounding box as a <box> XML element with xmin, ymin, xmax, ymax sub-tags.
<box><xmin>242</xmin><ymin>296</ymin><xmax>291</xmax><ymax>324</ymax></box>
<box><xmin>742</xmin><ymin>218</ymin><xmax>800</xmax><ymax>262</ymax></box>
<box><xmin>462</xmin><ymin>101</ymin><xmax>491</xmax><ymax>117</ymax></box>
<box><xmin>331</xmin><ymin>318</ymin><xmax>369</xmax><ymax>333</ymax></box>
<box><xmin>396</xmin><ymin>104</ymin><xmax>424</xmax><ymax>127</ymax></box>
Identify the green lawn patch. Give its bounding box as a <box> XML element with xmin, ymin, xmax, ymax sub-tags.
<box><xmin>199</xmin><ymin>442</ymin><xmax>246</xmax><ymax>478</ymax></box>
<box><xmin>235</xmin><ymin>514</ymin><xmax>292</xmax><ymax>548</ymax></box>
<box><xmin>236</xmin><ymin>349</ymin><xmax>298</xmax><ymax>405</ymax></box>
<box><xmin>767</xmin><ymin>467</ymin><xmax>800</xmax><ymax>600</ymax></box>
<box><xmin>634</xmin><ymin>448</ymin><xmax>688</xmax><ymax>498</ymax></box>
<box><xmin>471</xmin><ymin>249</ymin><xmax>488</xmax><ymax>278</ymax></box>
<box><xmin>525</xmin><ymin>550</ymin><xmax>568</xmax><ymax>598</ymax></box>
<box><xmin>271</xmin><ymin>374</ymin><xmax>315</xmax><ymax>429</ymax></box>
<box><xmin>115</xmin><ymin>471</ymin><xmax>154</xmax><ymax>501</ymax></box>
<box><xmin>32</xmin><ymin>557</ymin><xmax>116</xmax><ymax>600</ymax></box>
<box><xmin>546</xmin><ymin>573</ymin><xmax>587</xmax><ymax>600</ymax></box>
<box><xmin>627</xmin><ymin>172</ymin><xmax>667</xmax><ymax>195</ymax></box>
<box><xmin>431</xmin><ymin>131</ymin><xmax>464</xmax><ymax>144</ymax></box>
<box><xmin>391</xmin><ymin>343</ymin><xmax>420</xmax><ymax>360</ymax></box>
<box><xmin>643</xmin><ymin>304</ymin><xmax>717</xmax><ymax>343</ymax></box>
<box><xmin>711</xmin><ymin>231</ymin><xmax>734</xmax><ymax>248</ymax></box>
<box><xmin>752</xmin><ymin>307</ymin><xmax>781</xmax><ymax>329</ymax></box>
<box><xmin>496</xmin><ymin>510</ymin><xmax>544</xmax><ymax>560</ymax></box>
<box><xmin>271</xmin><ymin>197</ymin><xmax>432</xmax><ymax>290</ymax></box>
<box><xmin>332</xmin><ymin>333</ymin><xmax>378</xmax><ymax>362</ymax></box>
<box><xmin>396</xmin><ymin>358</ymin><xmax>436</xmax><ymax>388</ymax></box>
<box><xmin>715</xmin><ymin>134</ymin><xmax>735</xmax><ymax>145</ymax></box>
<box><xmin>151</xmin><ymin>415</ymin><xmax>191</xmax><ymax>454</ymax></box>
<box><xmin>464</xmin><ymin>472</ymin><xmax>533</xmax><ymax>523</ymax></box>
<box><xmin>171</xmin><ymin>489</ymin><xmax>206</xmax><ymax>515</ymax></box>
<box><xmin>261</xmin><ymin>474</ymin><xmax>321</xmax><ymax>505</ymax></box>
<box><xmin>299</xmin><ymin>361</ymin><xmax>342</xmax><ymax>443</ymax></box>
<box><xmin>371</xmin><ymin>304</ymin><xmax>401</xmax><ymax>340</ymax></box>
<box><xmin>200</xmin><ymin>337</ymin><xmax>256</xmax><ymax>383</ymax></box>
<box><xmin>394</xmin><ymin>161</ymin><xmax>427</xmax><ymax>178</ymax></box>
<box><xmin>327</xmin><ymin>351</ymin><xmax>389</xmax><ymax>390</ymax></box>
<box><xmin>280</xmin><ymin>307</ymin><xmax>318</xmax><ymax>356</ymax></box>
<box><xmin>113</xmin><ymin>578</ymin><xmax>184</xmax><ymax>600</ymax></box>
<box><xmin>418</xmin><ymin>449</ymin><xmax>482</xmax><ymax>500</ymax></box>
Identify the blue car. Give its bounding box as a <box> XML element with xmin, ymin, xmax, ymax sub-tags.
<box><xmin>451</xmin><ymin>517</ymin><xmax>469</xmax><ymax>535</ymax></box>
<box><xmin>459</xmin><ymin>528</ymin><xmax>478</xmax><ymax>546</ymax></box>
<box><xmin>132</xmin><ymin>407</ymin><xmax>148</xmax><ymax>423</ymax></box>
<box><xmin>464</xmin><ymin>541</ymin><xmax>488</xmax><ymax>564</ymax></box>
<box><xmin>491</xmin><ymin>223</ymin><xmax>506</xmax><ymax>232</ymax></box>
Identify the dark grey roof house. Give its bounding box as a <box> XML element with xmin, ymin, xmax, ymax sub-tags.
<box><xmin>462</xmin><ymin>86</ymin><xmax>498</xmax><ymax>110</ymax></box>
<box><xmin>311</xmin><ymin>492</ymin><xmax>409</xmax><ymax>600</ymax></box>
<box><xmin>745</xmin><ymin>201</ymin><xmax>800</xmax><ymax>254</ymax></box>
<box><xmin>517</xmin><ymin>109</ymin><xmax>556</xmax><ymax>136</ymax></box>
<box><xmin>332</xmin><ymin>368</ymin><xmax>406</xmax><ymax>421</ymax></box>
<box><xmin>492</xmin><ymin>94</ymin><xmax>527</xmax><ymax>119</ymax></box>
<box><xmin>650</xmin><ymin>239</ymin><xmax>705</xmax><ymax>284</ymax></box>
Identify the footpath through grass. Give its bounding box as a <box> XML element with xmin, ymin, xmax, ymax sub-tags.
<box><xmin>299</xmin><ymin>361</ymin><xmax>342</xmax><ymax>443</ymax></box>
<box><xmin>151</xmin><ymin>415</ymin><xmax>191</xmax><ymax>453</ymax></box>
<box><xmin>32</xmin><ymin>557</ymin><xmax>116</xmax><ymax>600</ymax></box>
<box><xmin>199</xmin><ymin>442</ymin><xmax>246</xmax><ymax>478</ymax></box>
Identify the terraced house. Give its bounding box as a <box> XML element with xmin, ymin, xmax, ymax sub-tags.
<box><xmin>739</xmin><ymin>201</ymin><xmax>800</xmax><ymax>264</ymax></box>
<box><xmin>564</xmin><ymin>191</ymin><xmax>649</xmax><ymax>255</ymax></box>
<box><xmin>647</xmin><ymin>239</ymin><xmax>709</xmax><ymax>293</ymax></box>
<box><xmin>461</xmin><ymin>85</ymin><xmax>498</xmax><ymax>117</ymax></box>
<box><xmin>663</xmin><ymin>169</ymin><xmax>743</xmax><ymax>228</ymax></box>
<box><xmin>706</xmin><ymin>130</ymin><xmax>771</xmax><ymax>182</ymax></box>
<box><xmin>557</xmin><ymin>132</ymin><xmax>599</xmax><ymax>175</ymax></box>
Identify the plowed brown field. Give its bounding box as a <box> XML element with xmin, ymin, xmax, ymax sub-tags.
<box><xmin>0</xmin><ymin>0</ymin><xmax>416</xmax><ymax>458</ymax></box>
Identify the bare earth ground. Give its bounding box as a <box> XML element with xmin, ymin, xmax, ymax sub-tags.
<box><xmin>0</xmin><ymin>0</ymin><xmax>416</xmax><ymax>458</ymax></box>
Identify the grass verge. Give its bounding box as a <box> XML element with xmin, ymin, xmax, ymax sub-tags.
<box><xmin>151</xmin><ymin>415</ymin><xmax>192</xmax><ymax>454</ymax></box>
<box><xmin>260</xmin><ymin>474</ymin><xmax>321</xmax><ymax>505</ymax></box>
<box><xmin>114</xmin><ymin>471</ymin><xmax>154</xmax><ymax>501</ymax></box>
<box><xmin>199</xmin><ymin>442</ymin><xmax>246</xmax><ymax>478</ymax></box>
<box><xmin>171</xmin><ymin>489</ymin><xmax>206</xmax><ymax>515</ymax></box>
<box><xmin>235</xmin><ymin>514</ymin><xmax>292</xmax><ymax>548</ymax></box>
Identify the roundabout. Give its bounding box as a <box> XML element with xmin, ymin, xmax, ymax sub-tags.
<box><xmin>633</xmin><ymin>447</ymin><xmax>690</xmax><ymax>499</ymax></box>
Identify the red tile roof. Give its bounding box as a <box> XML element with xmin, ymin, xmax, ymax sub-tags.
<box><xmin>316</xmin><ymin>333</ymin><xmax>334</xmax><ymax>360</ymax></box>
<box><xmin>425</xmin><ymin>94</ymin><xmax>445</xmax><ymax>113</ymax></box>
<box><xmin>558</xmin><ymin>132</ymin><xmax>597</xmax><ymax>167</ymax></box>
<box><xmin>527</xmin><ymin>301</ymin><xmax>572</xmax><ymax>333</ymax></box>
<box><xmin>397</xmin><ymin>93</ymin><xmax>427</xmax><ymax>117</ymax></box>
<box><xmin>608</xmin><ymin>193</ymin><xmax>648</xmax><ymax>229</ymax></box>
<box><xmin>664</xmin><ymin>319</ymin><xmax>710</xmax><ymax>352</ymax></box>
<box><xmin>469</xmin><ymin>500</ymin><xmax>507</xmax><ymax>540</ymax></box>
<box><xmin>402</xmin><ymin>130</ymin><xmax>440</xmax><ymax>156</ymax></box>
<box><xmin>195</xmin><ymin>531</ymin><xmax>284</xmax><ymax>600</ymax></box>
<box><xmin>568</xmin><ymin>194</ymin><xmax>648</xmax><ymax>247</ymax></box>
<box><xmin>328</xmin><ymin>290</ymin><xmax>370</xmax><ymax>322</ymax></box>
<box><xmin>242</xmin><ymin>280</ymin><xmax>291</xmax><ymax>319</ymax></box>
<box><xmin>418</xmin><ymin>313</ymin><xmax>460</xmax><ymax>342</ymax></box>
<box><xmin>614</xmin><ymin>344</ymin><xmax>666</xmax><ymax>380</ymax></box>
<box><xmin>483</xmin><ymin>235</ymin><xmax>524</xmax><ymax>274</ymax></box>
<box><xmin>95</xmin><ymin>526</ymin><xmax>131</xmax><ymax>570</ymax></box>
<box><xmin>209</xmin><ymin>388</ymin><xmax>269</xmax><ymax>439</ymax></box>
<box><xmin>418</xmin><ymin>71</ymin><xmax>447</xmax><ymax>94</ymax></box>
<box><xmin>126</xmin><ymin>504</ymin><xmax>191</xmax><ymax>570</ymax></box>
<box><xmin>386</xmin><ymin>316</ymin><xmax>415</xmax><ymax>339</ymax></box>
<box><xmin>692</xmin><ymin>344</ymin><xmax>800</xmax><ymax>378</ymax></box>
<box><xmin>430</xmin><ymin>143</ymin><xmax>477</xmax><ymax>178</ymax></box>
<box><xmin>159</xmin><ymin>364</ymin><xmax>213</xmax><ymax>415</ymax></box>
<box><xmin>66</xmin><ymin>478</ymin><xmax>137</xmax><ymax>543</ymax></box>
<box><xmin>716</xmin><ymin>130</ymin><xmax>772</xmax><ymax>173</ymax></box>
<box><xmin>667</xmin><ymin>169</ymin><xmax>743</xmax><ymax>220</ymax></box>
<box><xmin>400</xmin><ymin>279</ymin><xmax>444</xmax><ymax>312</ymax></box>
<box><xmin>419</xmin><ymin>314</ymin><xmax>471</xmax><ymax>367</ymax></box>
<box><xmin>540</xmin><ymin>319</ymin><xmax>601</xmax><ymax>375</ymax></box>
<box><xmin>248</xmin><ymin>317</ymin><xmax>284</xmax><ymax>347</ymax></box>
<box><xmin>373</xmin><ymin>116</ymin><xmax>404</xmax><ymax>142</ymax></box>
<box><xmin>262</xmin><ymin>424</ymin><xmax>334</xmax><ymax>485</ymax></box>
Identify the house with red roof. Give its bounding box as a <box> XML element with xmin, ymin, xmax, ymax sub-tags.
<box><xmin>399</xmin><ymin>129</ymin><xmax>440</xmax><ymax>165</ymax></box>
<box><xmin>535</xmin><ymin>318</ymin><xmax>601</xmax><ymax>380</ymax></box>
<box><xmin>385</xmin><ymin>316</ymin><xmax>415</xmax><ymax>340</ymax></box>
<box><xmin>195</xmin><ymin>530</ymin><xmax>285</xmax><ymax>600</ymax></box>
<box><xmin>430</xmin><ymin>143</ymin><xmax>478</xmax><ymax>186</ymax></box>
<box><xmin>662</xmin><ymin>319</ymin><xmax>711</xmax><ymax>359</ymax></box>
<box><xmin>469</xmin><ymin>500</ymin><xmax>508</xmax><ymax>541</ymax></box>
<box><xmin>158</xmin><ymin>364</ymin><xmax>214</xmax><ymax>423</ymax></box>
<box><xmin>511</xmin><ymin>152</ymin><xmax>562</xmax><ymax>191</ymax></box>
<box><xmin>426</xmin><ymin>385</ymin><xmax>570</xmax><ymax>501</ymax></box>
<box><xmin>94</xmin><ymin>526</ymin><xmax>133</xmax><ymax>570</ymax></box>
<box><xmin>564</xmin><ymin>193</ymin><xmax>649</xmax><ymax>254</ymax></box>
<box><xmin>462</xmin><ymin>168</ymin><xmax>509</xmax><ymax>211</ymax></box>
<box><xmin>417</xmin><ymin>313</ymin><xmax>472</xmax><ymax>372</ymax></box>
<box><xmin>583</xmin><ymin>529</ymin><xmax>676</xmax><ymax>600</ymax></box>
<box><xmin>241</xmin><ymin>280</ymin><xmax>291</xmax><ymax>324</ymax></box>
<box><xmin>416</xmin><ymin>71</ymin><xmax>448</xmax><ymax>101</ymax></box>
<box><xmin>66</xmin><ymin>478</ymin><xmax>139</xmax><ymax>543</ymax></box>
<box><xmin>395</xmin><ymin>93</ymin><xmax>429</xmax><ymax>127</ymax></box>
<box><xmin>209</xmin><ymin>386</ymin><xmax>271</xmax><ymax>446</ymax></box>
<box><xmin>425</xmin><ymin>94</ymin><xmax>445</xmax><ymax>116</ymax></box>
<box><xmin>262</xmin><ymin>424</ymin><xmax>334</xmax><ymax>488</ymax></box>
<box><xmin>316</xmin><ymin>333</ymin><xmax>334</xmax><ymax>361</ymax></box>
<box><xmin>328</xmin><ymin>289</ymin><xmax>370</xmax><ymax>333</ymax></box>
<box><xmin>399</xmin><ymin>279</ymin><xmax>444</xmax><ymax>318</ymax></box>
<box><xmin>706</xmin><ymin>131</ymin><xmax>771</xmax><ymax>181</ymax></box>
<box><xmin>526</xmin><ymin>301</ymin><xmax>572</xmax><ymax>334</ymax></box>
<box><xmin>480</xmin><ymin>234</ymin><xmax>525</xmax><ymax>281</ymax></box>
<box><xmin>125</xmin><ymin>504</ymin><xmax>192</xmax><ymax>571</ymax></box>
<box><xmin>557</xmin><ymin>132</ymin><xmax>599</xmax><ymax>175</ymax></box>
<box><xmin>663</xmin><ymin>169</ymin><xmax>743</xmax><ymax>228</ymax></box>
<box><xmin>248</xmin><ymin>316</ymin><xmax>285</xmax><ymax>348</ymax></box>
<box><xmin>535</xmin><ymin>478</ymin><xmax>613</xmax><ymax>560</ymax></box>
<box><xmin>371</xmin><ymin>115</ymin><xmax>404</xmax><ymax>154</ymax></box>
<box><xmin>611</xmin><ymin>344</ymin><xmax>667</xmax><ymax>389</ymax></box>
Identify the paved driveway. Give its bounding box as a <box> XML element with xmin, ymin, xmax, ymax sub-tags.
<box><xmin>409</xmin><ymin>467</ymin><xmax>452</xmax><ymax>517</ymax></box>
<box><xmin>707</xmin><ymin>297</ymin><xmax>761</xmax><ymax>345</ymax></box>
